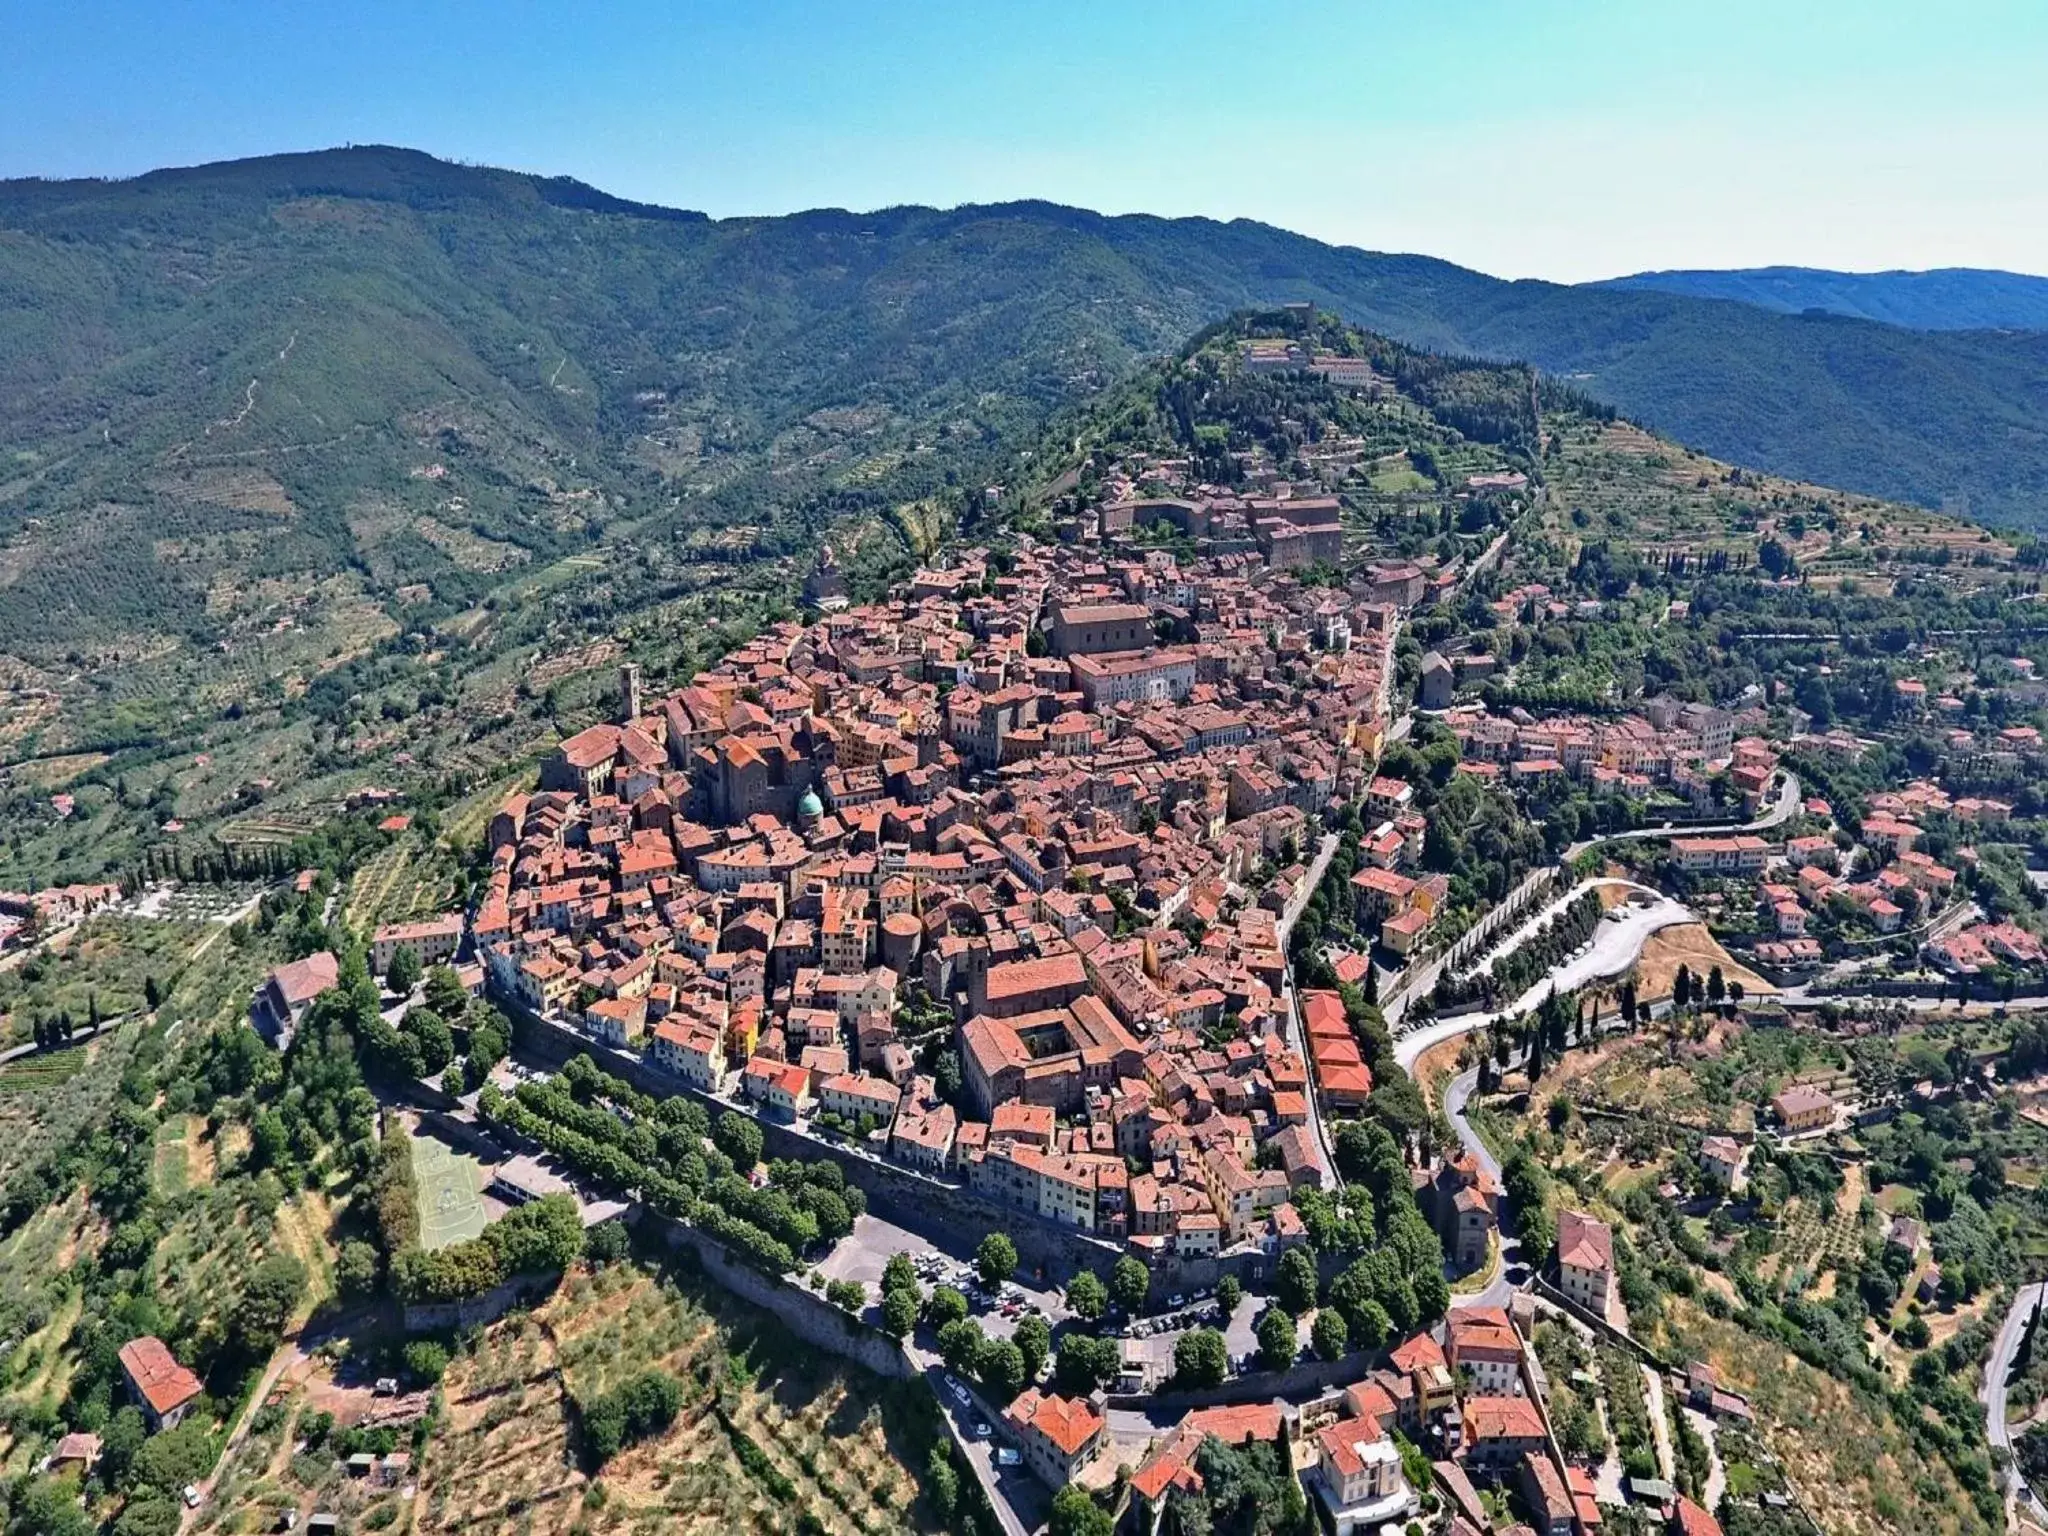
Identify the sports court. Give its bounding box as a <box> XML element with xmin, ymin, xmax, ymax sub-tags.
<box><xmin>411</xmin><ymin>1130</ymin><xmax>490</xmax><ymax>1250</ymax></box>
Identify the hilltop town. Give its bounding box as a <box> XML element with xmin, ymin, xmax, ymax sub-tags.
<box><xmin>15</xmin><ymin>312</ymin><xmax>2048</xmax><ymax>1536</ymax></box>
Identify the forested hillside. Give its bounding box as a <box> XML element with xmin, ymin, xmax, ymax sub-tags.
<box><xmin>4</xmin><ymin>151</ymin><xmax>2048</xmax><ymax>675</ymax></box>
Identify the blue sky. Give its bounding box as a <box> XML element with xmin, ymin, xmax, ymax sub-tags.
<box><xmin>3</xmin><ymin>0</ymin><xmax>2041</xmax><ymax>281</ymax></box>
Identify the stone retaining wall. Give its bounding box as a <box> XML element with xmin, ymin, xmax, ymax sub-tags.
<box><xmin>643</xmin><ymin>1210</ymin><xmax>915</xmax><ymax>1380</ymax></box>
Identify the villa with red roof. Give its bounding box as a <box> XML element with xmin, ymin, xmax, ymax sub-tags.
<box><xmin>118</xmin><ymin>1336</ymin><xmax>203</xmax><ymax>1430</ymax></box>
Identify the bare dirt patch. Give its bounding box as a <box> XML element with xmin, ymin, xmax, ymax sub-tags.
<box><xmin>1634</xmin><ymin>924</ymin><xmax>1773</xmax><ymax>1002</ymax></box>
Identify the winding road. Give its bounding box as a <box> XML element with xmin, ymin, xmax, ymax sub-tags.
<box><xmin>1391</xmin><ymin>878</ymin><xmax>1699</xmax><ymax>1314</ymax></box>
<box><xmin>1394</xmin><ymin>877</ymin><xmax>1696</xmax><ymax>1073</ymax></box>
<box><xmin>1984</xmin><ymin>1282</ymin><xmax>2046</xmax><ymax>1526</ymax></box>
<box><xmin>1563</xmin><ymin>769</ymin><xmax>1803</xmax><ymax>863</ymax></box>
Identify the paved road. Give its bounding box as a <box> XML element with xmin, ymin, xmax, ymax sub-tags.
<box><xmin>916</xmin><ymin>1361</ymin><xmax>1038</xmax><ymax>1536</ymax></box>
<box><xmin>1399</xmin><ymin>879</ymin><xmax>1697</xmax><ymax>1315</ymax></box>
<box><xmin>1563</xmin><ymin>770</ymin><xmax>1802</xmax><ymax>862</ymax></box>
<box><xmin>1441</xmin><ymin>1066</ymin><xmax>1524</xmax><ymax>1312</ymax></box>
<box><xmin>1394</xmin><ymin>879</ymin><xmax>1695</xmax><ymax>1072</ymax></box>
<box><xmin>1984</xmin><ymin>1282</ymin><xmax>2046</xmax><ymax>1525</ymax></box>
<box><xmin>1384</xmin><ymin>865</ymin><xmax>1558</xmax><ymax>1028</ymax></box>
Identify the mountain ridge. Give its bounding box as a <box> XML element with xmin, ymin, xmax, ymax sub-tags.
<box><xmin>1596</xmin><ymin>264</ymin><xmax>2048</xmax><ymax>332</ymax></box>
<box><xmin>2</xmin><ymin>144</ymin><xmax>2046</xmax><ymax>675</ymax></box>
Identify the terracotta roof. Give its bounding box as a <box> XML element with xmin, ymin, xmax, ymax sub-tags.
<box><xmin>1389</xmin><ymin>1331</ymin><xmax>1447</xmax><ymax>1374</ymax></box>
<box><xmin>1007</xmin><ymin>1389</ymin><xmax>1104</xmax><ymax>1457</ymax></box>
<box><xmin>268</xmin><ymin>951</ymin><xmax>339</xmax><ymax>1007</ymax></box>
<box><xmin>983</xmin><ymin>951</ymin><xmax>1088</xmax><ymax>1003</ymax></box>
<box><xmin>1462</xmin><ymin>1394</ymin><xmax>1545</xmax><ymax>1441</ymax></box>
<box><xmin>1557</xmin><ymin>1209</ymin><xmax>1614</xmax><ymax>1274</ymax></box>
<box><xmin>118</xmin><ymin>1336</ymin><xmax>203</xmax><ymax>1417</ymax></box>
<box><xmin>1674</xmin><ymin>1496</ymin><xmax>1724</xmax><ymax>1536</ymax></box>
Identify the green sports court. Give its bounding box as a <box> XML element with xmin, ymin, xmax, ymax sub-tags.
<box><xmin>412</xmin><ymin>1130</ymin><xmax>489</xmax><ymax>1250</ymax></box>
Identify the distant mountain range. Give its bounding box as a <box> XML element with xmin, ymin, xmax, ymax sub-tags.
<box><xmin>1596</xmin><ymin>265</ymin><xmax>2048</xmax><ymax>332</ymax></box>
<box><xmin>3</xmin><ymin>146</ymin><xmax>2048</xmax><ymax>664</ymax></box>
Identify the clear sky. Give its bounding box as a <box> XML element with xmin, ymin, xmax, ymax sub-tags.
<box><xmin>4</xmin><ymin>0</ymin><xmax>2042</xmax><ymax>282</ymax></box>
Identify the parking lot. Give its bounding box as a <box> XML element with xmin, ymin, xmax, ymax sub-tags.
<box><xmin>814</xmin><ymin>1212</ymin><xmax>1068</xmax><ymax>1341</ymax></box>
<box><xmin>1114</xmin><ymin>1289</ymin><xmax>1265</xmax><ymax>1379</ymax></box>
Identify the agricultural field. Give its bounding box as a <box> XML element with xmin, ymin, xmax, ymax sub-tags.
<box><xmin>0</xmin><ymin>1025</ymin><xmax>144</xmax><ymax>1198</ymax></box>
<box><xmin>0</xmin><ymin>1043</ymin><xmax>92</xmax><ymax>1096</ymax></box>
<box><xmin>415</xmin><ymin>1255</ymin><xmax>939</xmax><ymax>1536</ymax></box>
<box><xmin>0</xmin><ymin>913</ymin><xmax>204</xmax><ymax>1047</ymax></box>
<box><xmin>1644</xmin><ymin>1297</ymin><xmax>1989</xmax><ymax>1536</ymax></box>
<box><xmin>0</xmin><ymin>1194</ymin><xmax>101</xmax><ymax>1470</ymax></box>
<box><xmin>344</xmin><ymin>836</ymin><xmax>463</xmax><ymax>932</ymax></box>
<box><xmin>1541</xmin><ymin>418</ymin><xmax>2010</xmax><ymax>584</ymax></box>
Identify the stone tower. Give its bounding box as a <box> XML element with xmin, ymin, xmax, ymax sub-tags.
<box><xmin>619</xmin><ymin>662</ymin><xmax>642</xmax><ymax>725</ymax></box>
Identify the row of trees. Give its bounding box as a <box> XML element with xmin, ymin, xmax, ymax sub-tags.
<box><xmin>474</xmin><ymin>1053</ymin><xmax>864</xmax><ymax>1277</ymax></box>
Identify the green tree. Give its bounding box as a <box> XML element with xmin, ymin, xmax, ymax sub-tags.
<box><xmin>422</xmin><ymin>965</ymin><xmax>470</xmax><ymax>1018</ymax></box>
<box><xmin>385</xmin><ymin>946</ymin><xmax>423</xmax><ymax>997</ymax></box>
<box><xmin>1276</xmin><ymin>1246</ymin><xmax>1319</xmax><ymax>1315</ymax></box>
<box><xmin>882</xmin><ymin>1287</ymin><xmax>921</xmax><ymax>1339</ymax></box>
<box><xmin>401</xmin><ymin>1005</ymin><xmax>454</xmax><ymax>1074</ymax></box>
<box><xmin>7</xmin><ymin>1477</ymin><xmax>92</xmax><ymax>1536</ymax></box>
<box><xmin>1312</xmin><ymin>1307</ymin><xmax>1349</xmax><ymax>1362</ymax></box>
<box><xmin>336</xmin><ymin>1239</ymin><xmax>380</xmax><ymax>1299</ymax></box>
<box><xmin>402</xmin><ymin>1339</ymin><xmax>450</xmax><ymax>1385</ymax></box>
<box><xmin>982</xmin><ymin>1338</ymin><xmax>1028</xmax><ymax>1401</ymax></box>
<box><xmin>111</xmin><ymin>1499</ymin><xmax>179</xmax><ymax>1536</ymax></box>
<box><xmin>97</xmin><ymin>1406</ymin><xmax>147</xmax><ymax>1490</ymax></box>
<box><xmin>1111</xmin><ymin>1255</ymin><xmax>1150</xmax><ymax>1313</ymax></box>
<box><xmin>233</xmin><ymin>1251</ymin><xmax>307</xmax><ymax>1356</ymax></box>
<box><xmin>1054</xmin><ymin>1334</ymin><xmax>1120</xmax><ymax>1395</ymax></box>
<box><xmin>585</xmin><ymin>1218</ymin><xmax>631</xmax><ymax>1264</ymax></box>
<box><xmin>924</xmin><ymin>1285</ymin><xmax>969</xmax><ymax>1328</ymax></box>
<box><xmin>1050</xmin><ymin>1484</ymin><xmax>1114</xmax><ymax>1536</ymax></box>
<box><xmin>977</xmin><ymin>1231</ymin><xmax>1019</xmax><ymax>1288</ymax></box>
<box><xmin>1014</xmin><ymin>1313</ymin><xmax>1052</xmax><ymax>1384</ymax></box>
<box><xmin>714</xmin><ymin>1109</ymin><xmax>764</xmax><ymax>1172</ymax></box>
<box><xmin>129</xmin><ymin>1421</ymin><xmax>215</xmax><ymax>1498</ymax></box>
<box><xmin>1066</xmin><ymin>1270</ymin><xmax>1108</xmax><ymax>1320</ymax></box>
<box><xmin>1256</xmin><ymin>1307</ymin><xmax>1298</xmax><ymax>1373</ymax></box>
<box><xmin>882</xmin><ymin>1252</ymin><xmax>919</xmax><ymax>1297</ymax></box>
<box><xmin>1173</xmin><ymin>1327</ymin><xmax>1229</xmax><ymax>1388</ymax></box>
<box><xmin>1215</xmin><ymin>1274</ymin><xmax>1242</xmax><ymax>1315</ymax></box>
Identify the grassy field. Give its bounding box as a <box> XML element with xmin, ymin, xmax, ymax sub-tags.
<box><xmin>415</xmin><ymin>1256</ymin><xmax>936</xmax><ymax>1536</ymax></box>
<box><xmin>0</xmin><ymin>1194</ymin><xmax>100</xmax><ymax>1471</ymax></box>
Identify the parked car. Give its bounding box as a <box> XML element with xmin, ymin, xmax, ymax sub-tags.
<box><xmin>974</xmin><ymin>1422</ymin><xmax>993</xmax><ymax>1439</ymax></box>
<box><xmin>996</xmin><ymin>1448</ymin><xmax>1021</xmax><ymax>1468</ymax></box>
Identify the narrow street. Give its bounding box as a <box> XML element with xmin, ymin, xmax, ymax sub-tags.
<box><xmin>1275</xmin><ymin>831</ymin><xmax>1342</xmax><ymax>1187</ymax></box>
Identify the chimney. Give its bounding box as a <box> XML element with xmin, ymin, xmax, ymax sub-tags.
<box><xmin>619</xmin><ymin>662</ymin><xmax>642</xmax><ymax>726</ymax></box>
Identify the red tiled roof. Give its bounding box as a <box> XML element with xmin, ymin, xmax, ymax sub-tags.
<box><xmin>118</xmin><ymin>1336</ymin><xmax>203</xmax><ymax>1417</ymax></box>
<box><xmin>1462</xmin><ymin>1394</ymin><xmax>1545</xmax><ymax>1441</ymax></box>
<box><xmin>1557</xmin><ymin>1208</ymin><xmax>1613</xmax><ymax>1273</ymax></box>
<box><xmin>1008</xmin><ymin>1389</ymin><xmax>1104</xmax><ymax>1456</ymax></box>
